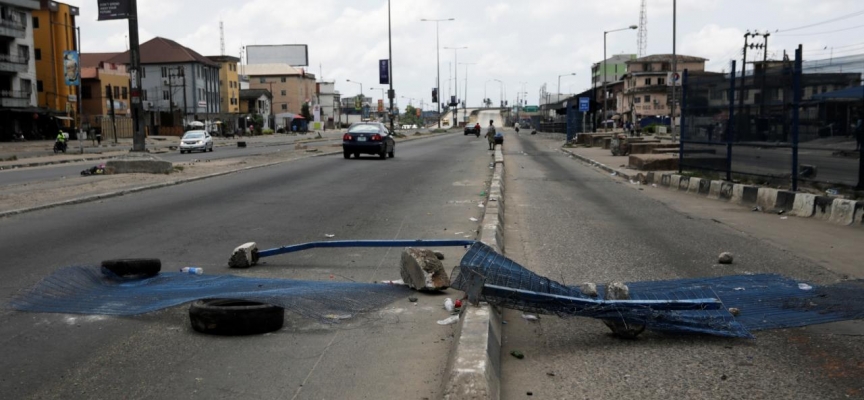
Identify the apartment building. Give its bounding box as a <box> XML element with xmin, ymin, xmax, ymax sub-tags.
<box><xmin>0</xmin><ymin>0</ymin><xmax>39</xmax><ymax>141</ymax></box>
<box><xmin>32</xmin><ymin>0</ymin><xmax>78</xmax><ymax>119</ymax></box>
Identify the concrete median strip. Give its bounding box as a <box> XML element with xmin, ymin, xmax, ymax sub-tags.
<box><xmin>558</xmin><ymin>147</ymin><xmax>862</xmax><ymax>229</ymax></box>
<box><xmin>444</xmin><ymin>148</ymin><xmax>506</xmax><ymax>399</ymax></box>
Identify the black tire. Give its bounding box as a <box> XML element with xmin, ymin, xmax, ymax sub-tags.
<box><xmin>388</xmin><ymin>147</ymin><xmax>395</xmax><ymax>158</ymax></box>
<box><xmin>101</xmin><ymin>258</ymin><xmax>161</xmax><ymax>278</ymax></box>
<box><xmin>354</xmin><ymin>152</ymin><xmax>359</xmax><ymax>158</ymax></box>
<box><xmin>379</xmin><ymin>148</ymin><xmax>387</xmax><ymax>159</ymax></box>
<box><xmin>189</xmin><ymin>299</ymin><xmax>284</xmax><ymax>336</ymax></box>
<box><xmin>343</xmin><ymin>151</ymin><xmax>351</xmax><ymax>159</ymax></box>
<box><xmin>180</xmin><ymin>150</ymin><xmax>186</xmax><ymax>154</ymax></box>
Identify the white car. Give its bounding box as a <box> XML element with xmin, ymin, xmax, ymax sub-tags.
<box><xmin>179</xmin><ymin>130</ymin><xmax>213</xmax><ymax>154</ymax></box>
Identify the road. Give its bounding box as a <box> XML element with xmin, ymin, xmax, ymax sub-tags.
<box><xmin>0</xmin><ymin>133</ymin><xmax>492</xmax><ymax>399</ymax></box>
<box><xmin>0</xmin><ymin>138</ymin><xmax>339</xmax><ymax>187</ymax></box>
<box><xmin>499</xmin><ymin>132</ymin><xmax>864</xmax><ymax>399</ymax></box>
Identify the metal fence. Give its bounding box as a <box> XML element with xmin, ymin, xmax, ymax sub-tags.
<box><xmin>680</xmin><ymin>46</ymin><xmax>864</xmax><ymax>190</ymax></box>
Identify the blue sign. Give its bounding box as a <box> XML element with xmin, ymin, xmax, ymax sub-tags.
<box><xmin>578</xmin><ymin>97</ymin><xmax>589</xmax><ymax>112</ymax></box>
<box><xmin>379</xmin><ymin>59</ymin><xmax>389</xmax><ymax>85</ymax></box>
<box><xmin>63</xmin><ymin>50</ymin><xmax>80</xmax><ymax>86</ymax></box>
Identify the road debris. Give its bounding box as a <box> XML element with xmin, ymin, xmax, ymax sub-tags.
<box><xmin>444</xmin><ymin>298</ymin><xmax>455</xmax><ymax>312</ymax></box>
<box><xmin>408</xmin><ymin>296</ymin><xmax>418</xmax><ymax>302</ymax></box>
<box><xmin>578</xmin><ymin>282</ymin><xmax>598</xmax><ymax>297</ymax></box>
<box><xmin>718</xmin><ymin>252</ymin><xmax>734</xmax><ymax>264</ymax></box>
<box><xmin>324</xmin><ymin>234</ymin><xmax>336</xmax><ymax>238</ymax></box>
<box><xmin>603</xmin><ymin>282</ymin><xmax>646</xmax><ymax>339</ymax></box>
<box><xmin>400</xmin><ymin>248</ymin><xmax>451</xmax><ymax>291</ymax></box>
<box><xmin>437</xmin><ymin>315</ymin><xmax>460</xmax><ymax>325</ymax></box>
<box><xmin>469</xmin><ymin>217</ymin><xmax>479</xmax><ymax>222</ymax></box>
<box><xmin>521</xmin><ymin>313</ymin><xmax>540</xmax><ymax>322</ymax></box>
<box><xmin>798</xmin><ymin>283</ymin><xmax>813</xmax><ymax>291</ymax></box>
<box><xmin>510</xmin><ymin>350</ymin><xmax>525</xmax><ymax>359</ymax></box>
<box><xmin>433</xmin><ymin>251</ymin><xmax>446</xmax><ymax>260</ymax></box>
<box><xmin>228</xmin><ymin>242</ymin><xmax>259</xmax><ymax>269</ymax></box>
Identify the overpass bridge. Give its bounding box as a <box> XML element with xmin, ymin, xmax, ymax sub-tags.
<box><xmin>439</xmin><ymin>107</ymin><xmax>508</xmax><ymax>128</ymax></box>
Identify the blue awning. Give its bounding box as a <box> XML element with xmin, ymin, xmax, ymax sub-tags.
<box><xmin>811</xmin><ymin>85</ymin><xmax>864</xmax><ymax>100</ymax></box>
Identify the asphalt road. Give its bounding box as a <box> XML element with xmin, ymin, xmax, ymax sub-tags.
<box><xmin>0</xmin><ymin>139</ymin><xmax>338</xmax><ymax>187</ymax></box>
<box><xmin>0</xmin><ymin>133</ymin><xmax>492</xmax><ymax>399</ymax></box>
<box><xmin>499</xmin><ymin>132</ymin><xmax>864</xmax><ymax>399</ymax></box>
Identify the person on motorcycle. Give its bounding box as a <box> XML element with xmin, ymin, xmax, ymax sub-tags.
<box><xmin>55</xmin><ymin>130</ymin><xmax>67</xmax><ymax>152</ymax></box>
<box><xmin>485</xmin><ymin>120</ymin><xmax>498</xmax><ymax>150</ymax></box>
<box><xmin>474</xmin><ymin>122</ymin><xmax>481</xmax><ymax>135</ymax></box>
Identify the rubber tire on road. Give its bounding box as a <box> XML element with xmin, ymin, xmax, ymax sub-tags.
<box><xmin>388</xmin><ymin>147</ymin><xmax>395</xmax><ymax>158</ymax></box>
<box><xmin>379</xmin><ymin>148</ymin><xmax>387</xmax><ymax>159</ymax></box>
<box><xmin>189</xmin><ymin>299</ymin><xmax>284</xmax><ymax>336</ymax></box>
<box><xmin>101</xmin><ymin>258</ymin><xmax>161</xmax><ymax>278</ymax></box>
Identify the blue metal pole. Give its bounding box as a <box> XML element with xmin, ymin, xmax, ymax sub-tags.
<box><xmin>258</xmin><ymin>239</ymin><xmax>477</xmax><ymax>258</ymax></box>
<box><xmin>679</xmin><ymin>69</ymin><xmax>689</xmax><ymax>174</ymax></box>
<box><xmin>792</xmin><ymin>45</ymin><xmax>802</xmax><ymax>191</ymax></box>
<box><xmin>726</xmin><ymin>60</ymin><xmax>737</xmax><ymax>182</ymax></box>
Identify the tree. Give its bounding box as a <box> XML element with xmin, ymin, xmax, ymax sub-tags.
<box><xmin>402</xmin><ymin>105</ymin><xmax>422</xmax><ymax>126</ymax></box>
<box><xmin>301</xmin><ymin>102</ymin><xmax>314</xmax><ymax>123</ymax></box>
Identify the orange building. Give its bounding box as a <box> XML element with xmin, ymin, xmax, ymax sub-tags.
<box><xmin>32</xmin><ymin>0</ymin><xmax>79</xmax><ymax>121</ymax></box>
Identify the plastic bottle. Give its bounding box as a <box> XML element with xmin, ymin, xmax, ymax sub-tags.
<box><xmin>180</xmin><ymin>267</ymin><xmax>204</xmax><ymax>275</ymax></box>
<box><xmin>444</xmin><ymin>298</ymin><xmax>455</xmax><ymax>312</ymax></box>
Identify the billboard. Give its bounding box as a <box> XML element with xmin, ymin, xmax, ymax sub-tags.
<box><xmin>379</xmin><ymin>59</ymin><xmax>389</xmax><ymax>85</ymax></box>
<box><xmin>63</xmin><ymin>51</ymin><xmax>80</xmax><ymax>86</ymax></box>
<box><xmin>97</xmin><ymin>0</ymin><xmax>132</xmax><ymax>20</ymax></box>
<box><xmin>246</xmin><ymin>45</ymin><xmax>309</xmax><ymax>67</ymax></box>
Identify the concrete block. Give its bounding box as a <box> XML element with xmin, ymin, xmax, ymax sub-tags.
<box><xmin>855</xmin><ymin>202</ymin><xmax>864</xmax><ymax>226</ymax></box>
<box><xmin>628</xmin><ymin>154</ymin><xmax>679</xmax><ymax>171</ymax></box>
<box><xmin>444</xmin><ymin>305</ymin><xmax>501</xmax><ymax>400</ymax></box>
<box><xmin>678</xmin><ymin>176</ymin><xmax>690</xmax><ymax>191</ymax></box>
<box><xmin>757</xmin><ymin>188</ymin><xmax>779</xmax><ymax>211</ymax></box>
<box><xmin>732</xmin><ymin>184</ymin><xmax>758</xmax><ymax>205</ymax></box>
<box><xmin>670</xmin><ymin>175</ymin><xmax>682</xmax><ymax>190</ymax></box>
<box><xmin>708</xmin><ymin>181</ymin><xmax>723</xmax><ymax>199</ymax></box>
<box><xmin>660</xmin><ymin>174</ymin><xmax>672</xmax><ymax>187</ymax></box>
<box><xmin>645</xmin><ymin>172</ymin><xmax>656</xmax><ymax>184</ymax></box>
<box><xmin>698</xmin><ymin>178</ymin><xmax>712</xmax><ymax>195</ymax></box>
<box><xmin>105</xmin><ymin>158</ymin><xmax>173</xmax><ymax>175</ymax></box>
<box><xmin>720</xmin><ymin>182</ymin><xmax>734</xmax><ymax>200</ymax></box>
<box><xmin>687</xmin><ymin>177</ymin><xmax>702</xmax><ymax>194</ymax></box>
<box><xmin>791</xmin><ymin>193</ymin><xmax>816</xmax><ymax>217</ymax></box>
<box><xmin>400</xmin><ymin>248</ymin><xmax>451</xmax><ymax>291</ymax></box>
<box><xmin>228</xmin><ymin>242</ymin><xmax>259</xmax><ymax>269</ymax></box>
<box><xmin>829</xmin><ymin>199</ymin><xmax>857</xmax><ymax>226</ymax></box>
<box><xmin>775</xmin><ymin>191</ymin><xmax>797</xmax><ymax>212</ymax></box>
<box><xmin>814</xmin><ymin>196</ymin><xmax>834</xmax><ymax>220</ymax></box>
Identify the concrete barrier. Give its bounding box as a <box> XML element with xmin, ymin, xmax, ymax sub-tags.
<box><xmin>855</xmin><ymin>202</ymin><xmax>864</xmax><ymax>226</ymax></box>
<box><xmin>829</xmin><ymin>199</ymin><xmax>858</xmax><ymax>225</ymax></box>
<box><xmin>678</xmin><ymin>176</ymin><xmax>690</xmax><ymax>191</ymax></box>
<box><xmin>660</xmin><ymin>174</ymin><xmax>672</xmax><ymax>187</ymax></box>
<box><xmin>814</xmin><ymin>196</ymin><xmax>834</xmax><ymax>220</ymax></box>
<box><xmin>443</xmin><ymin>305</ymin><xmax>501</xmax><ymax>400</ymax></box>
<box><xmin>791</xmin><ymin>193</ymin><xmax>816</xmax><ymax>217</ymax></box>
<box><xmin>720</xmin><ymin>182</ymin><xmax>734</xmax><ymax>200</ymax></box>
<box><xmin>687</xmin><ymin>177</ymin><xmax>702</xmax><ymax>194</ymax></box>
<box><xmin>756</xmin><ymin>188</ymin><xmax>779</xmax><ymax>211</ymax></box>
<box><xmin>707</xmin><ymin>180</ymin><xmax>723</xmax><ymax>199</ymax></box>
<box><xmin>669</xmin><ymin>175</ymin><xmax>682</xmax><ymax>190</ymax></box>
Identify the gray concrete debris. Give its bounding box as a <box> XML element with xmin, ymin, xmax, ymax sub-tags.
<box><xmin>399</xmin><ymin>247</ymin><xmax>451</xmax><ymax>291</ymax></box>
<box><xmin>603</xmin><ymin>282</ymin><xmax>646</xmax><ymax>339</ymax></box>
<box><xmin>578</xmin><ymin>282</ymin><xmax>599</xmax><ymax>298</ymax></box>
<box><xmin>105</xmin><ymin>154</ymin><xmax>173</xmax><ymax>175</ymax></box>
<box><xmin>228</xmin><ymin>242</ymin><xmax>259</xmax><ymax>268</ymax></box>
<box><xmin>719</xmin><ymin>252</ymin><xmax>735</xmax><ymax>264</ymax></box>
<box><xmin>433</xmin><ymin>250</ymin><xmax>446</xmax><ymax>260</ymax></box>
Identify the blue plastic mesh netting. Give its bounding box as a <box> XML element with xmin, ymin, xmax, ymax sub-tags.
<box><xmin>7</xmin><ymin>266</ymin><xmax>413</xmax><ymax>321</ymax></box>
<box><xmin>452</xmin><ymin>242</ymin><xmax>864</xmax><ymax>338</ymax></box>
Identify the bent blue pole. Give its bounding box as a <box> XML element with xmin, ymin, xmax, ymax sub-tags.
<box><xmin>258</xmin><ymin>239</ymin><xmax>477</xmax><ymax>258</ymax></box>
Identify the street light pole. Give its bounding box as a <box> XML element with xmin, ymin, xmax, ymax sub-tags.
<box><xmin>558</xmin><ymin>73</ymin><xmax>576</xmax><ymax>102</ymax></box>
<box><xmin>459</xmin><ymin>62</ymin><xmax>476</xmax><ymax>124</ymax></box>
<box><xmin>494</xmin><ymin>79</ymin><xmax>503</xmax><ymax>107</ymax></box>
<box><xmin>444</xmin><ymin>46</ymin><xmax>467</xmax><ymax>127</ymax></box>
<box><xmin>421</xmin><ymin>17</ymin><xmax>455</xmax><ymax>129</ymax></box>
<box><xmin>387</xmin><ymin>0</ymin><xmax>394</xmax><ymax>133</ymax></box>
<box><xmin>346</xmin><ymin>79</ymin><xmax>363</xmax><ymax>119</ymax></box>
<box><xmin>602</xmin><ymin>25</ymin><xmax>638</xmax><ymax>132</ymax></box>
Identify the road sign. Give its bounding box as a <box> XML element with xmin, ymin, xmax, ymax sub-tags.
<box><xmin>97</xmin><ymin>0</ymin><xmax>132</xmax><ymax>20</ymax></box>
<box><xmin>379</xmin><ymin>59</ymin><xmax>390</xmax><ymax>85</ymax></box>
<box><xmin>578</xmin><ymin>97</ymin><xmax>590</xmax><ymax>112</ymax></box>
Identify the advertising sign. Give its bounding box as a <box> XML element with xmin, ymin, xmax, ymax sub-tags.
<box><xmin>377</xmin><ymin>99</ymin><xmax>384</xmax><ymax>113</ymax></box>
<box><xmin>97</xmin><ymin>0</ymin><xmax>132</xmax><ymax>21</ymax></box>
<box><xmin>379</xmin><ymin>59</ymin><xmax>390</xmax><ymax>85</ymax></box>
<box><xmin>63</xmin><ymin>51</ymin><xmax>80</xmax><ymax>86</ymax></box>
<box><xmin>578</xmin><ymin>97</ymin><xmax>590</xmax><ymax>112</ymax></box>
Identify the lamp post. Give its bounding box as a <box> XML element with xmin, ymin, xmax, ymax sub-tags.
<box><xmin>603</xmin><ymin>25</ymin><xmax>638</xmax><ymax>131</ymax></box>
<box><xmin>493</xmin><ymin>79</ymin><xmax>503</xmax><ymax>107</ymax></box>
<box><xmin>557</xmin><ymin>73</ymin><xmax>576</xmax><ymax>102</ymax></box>
<box><xmin>421</xmin><ymin>17</ymin><xmax>455</xmax><ymax>128</ymax></box>
<box><xmin>346</xmin><ymin>79</ymin><xmax>364</xmax><ymax>118</ymax></box>
<box><xmin>444</xmin><ymin>46</ymin><xmax>467</xmax><ymax>127</ymax></box>
<box><xmin>459</xmin><ymin>62</ymin><xmax>476</xmax><ymax>124</ymax></box>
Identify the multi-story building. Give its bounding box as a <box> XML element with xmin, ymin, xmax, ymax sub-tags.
<box><xmin>207</xmin><ymin>55</ymin><xmax>240</xmax><ymax>114</ymax></box>
<box><xmin>107</xmin><ymin>37</ymin><xmax>221</xmax><ymax>132</ymax></box>
<box><xmin>244</xmin><ymin>63</ymin><xmax>316</xmax><ymax>116</ymax></box>
<box><xmin>316</xmin><ymin>81</ymin><xmax>339</xmax><ymax>128</ymax></box>
<box><xmin>592</xmin><ymin>54</ymin><xmax>636</xmax><ymax>88</ymax></box>
<box><xmin>79</xmin><ymin>52</ymin><xmax>130</xmax><ymax>125</ymax></box>
<box><xmin>621</xmin><ymin>54</ymin><xmax>707</xmax><ymax>123</ymax></box>
<box><xmin>238</xmin><ymin>88</ymin><xmax>271</xmax><ymax>131</ymax></box>
<box><xmin>0</xmin><ymin>0</ymin><xmax>40</xmax><ymax>141</ymax></box>
<box><xmin>32</xmin><ymin>0</ymin><xmax>78</xmax><ymax>120</ymax></box>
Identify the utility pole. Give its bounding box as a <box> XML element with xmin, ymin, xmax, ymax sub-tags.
<box><xmin>128</xmin><ymin>0</ymin><xmax>145</xmax><ymax>151</ymax></box>
<box><xmin>759</xmin><ymin>33</ymin><xmax>770</xmax><ymax>118</ymax></box>
<box><xmin>420</xmin><ymin>18</ymin><xmax>454</xmax><ymax>129</ymax></box>
<box><xmin>739</xmin><ymin>31</ymin><xmax>752</xmax><ymax>137</ymax></box>
<box><xmin>387</xmin><ymin>0</ymin><xmax>395</xmax><ymax>133</ymax></box>
<box><xmin>671</xmin><ymin>0</ymin><xmax>677</xmax><ymax>138</ymax></box>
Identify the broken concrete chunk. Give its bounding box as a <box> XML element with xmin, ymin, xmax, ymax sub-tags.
<box><xmin>578</xmin><ymin>282</ymin><xmax>599</xmax><ymax>298</ymax></box>
<box><xmin>603</xmin><ymin>281</ymin><xmax>646</xmax><ymax>339</ymax></box>
<box><xmin>228</xmin><ymin>242</ymin><xmax>259</xmax><ymax>269</ymax></box>
<box><xmin>718</xmin><ymin>252</ymin><xmax>734</xmax><ymax>265</ymax></box>
<box><xmin>433</xmin><ymin>250</ymin><xmax>445</xmax><ymax>261</ymax></box>
<box><xmin>399</xmin><ymin>248</ymin><xmax>451</xmax><ymax>291</ymax></box>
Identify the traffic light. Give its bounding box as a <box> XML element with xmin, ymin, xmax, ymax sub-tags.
<box><xmin>432</xmin><ymin>88</ymin><xmax>438</xmax><ymax>103</ymax></box>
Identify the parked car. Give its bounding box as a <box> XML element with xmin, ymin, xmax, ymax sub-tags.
<box><xmin>342</xmin><ymin>123</ymin><xmax>395</xmax><ymax>159</ymax></box>
<box><xmin>464</xmin><ymin>123</ymin><xmax>481</xmax><ymax>137</ymax></box>
<box><xmin>179</xmin><ymin>130</ymin><xmax>213</xmax><ymax>154</ymax></box>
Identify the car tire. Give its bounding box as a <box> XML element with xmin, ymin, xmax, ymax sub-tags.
<box><xmin>379</xmin><ymin>149</ymin><xmax>387</xmax><ymax>159</ymax></box>
<box><xmin>343</xmin><ymin>151</ymin><xmax>350</xmax><ymax>159</ymax></box>
<box><xmin>388</xmin><ymin>147</ymin><xmax>394</xmax><ymax>158</ymax></box>
<box><xmin>101</xmin><ymin>258</ymin><xmax>161</xmax><ymax>278</ymax></box>
<box><xmin>189</xmin><ymin>299</ymin><xmax>284</xmax><ymax>336</ymax></box>
<box><xmin>354</xmin><ymin>153</ymin><xmax>359</xmax><ymax>158</ymax></box>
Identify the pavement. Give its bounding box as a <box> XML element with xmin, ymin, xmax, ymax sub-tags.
<box><xmin>0</xmin><ymin>131</ymin><xmax>498</xmax><ymax>399</ymax></box>
<box><xmin>497</xmin><ymin>131</ymin><xmax>864</xmax><ymax>399</ymax></box>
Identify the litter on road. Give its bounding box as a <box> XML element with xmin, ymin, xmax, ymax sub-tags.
<box><xmin>437</xmin><ymin>315</ymin><xmax>460</xmax><ymax>325</ymax></box>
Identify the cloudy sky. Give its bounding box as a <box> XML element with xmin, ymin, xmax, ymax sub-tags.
<box><xmin>70</xmin><ymin>0</ymin><xmax>863</xmax><ymax>107</ymax></box>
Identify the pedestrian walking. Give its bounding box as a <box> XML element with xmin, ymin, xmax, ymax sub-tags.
<box><xmin>485</xmin><ymin>120</ymin><xmax>497</xmax><ymax>150</ymax></box>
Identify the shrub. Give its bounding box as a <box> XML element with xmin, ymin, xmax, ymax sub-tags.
<box><xmin>262</xmin><ymin>129</ymin><xmax>275</xmax><ymax>135</ymax></box>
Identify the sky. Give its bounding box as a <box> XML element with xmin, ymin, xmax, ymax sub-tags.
<box><xmin>69</xmin><ymin>0</ymin><xmax>864</xmax><ymax>108</ymax></box>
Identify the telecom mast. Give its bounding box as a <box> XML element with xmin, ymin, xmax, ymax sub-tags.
<box><xmin>219</xmin><ymin>21</ymin><xmax>226</xmax><ymax>55</ymax></box>
<box><xmin>637</xmin><ymin>0</ymin><xmax>647</xmax><ymax>57</ymax></box>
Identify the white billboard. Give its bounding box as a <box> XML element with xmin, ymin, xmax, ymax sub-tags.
<box><xmin>246</xmin><ymin>45</ymin><xmax>309</xmax><ymax>67</ymax></box>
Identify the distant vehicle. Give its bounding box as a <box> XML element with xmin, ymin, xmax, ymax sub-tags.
<box><xmin>464</xmin><ymin>123</ymin><xmax>481</xmax><ymax>137</ymax></box>
<box><xmin>179</xmin><ymin>130</ymin><xmax>213</xmax><ymax>154</ymax></box>
<box><xmin>343</xmin><ymin>123</ymin><xmax>395</xmax><ymax>159</ymax></box>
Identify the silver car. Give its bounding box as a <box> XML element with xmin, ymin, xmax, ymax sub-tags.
<box><xmin>179</xmin><ymin>130</ymin><xmax>213</xmax><ymax>154</ymax></box>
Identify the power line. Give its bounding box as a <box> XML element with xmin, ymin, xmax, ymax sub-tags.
<box><xmin>776</xmin><ymin>23</ymin><xmax>864</xmax><ymax>37</ymax></box>
<box><xmin>776</xmin><ymin>10</ymin><xmax>864</xmax><ymax>33</ymax></box>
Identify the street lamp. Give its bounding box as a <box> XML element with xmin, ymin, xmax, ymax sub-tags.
<box><xmin>421</xmin><ymin>17</ymin><xmax>455</xmax><ymax>128</ymax></box>
<box><xmin>603</xmin><ymin>25</ymin><xmax>638</xmax><ymax>131</ymax></box>
<box><xmin>443</xmin><ymin>46</ymin><xmax>467</xmax><ymax>126</ymax></box>
<box><xmin>557</xmin><ymin>73</ymin><xmax>576</xmax><ymax>102</ymax></box>
<box><xmin>493</xmin><ymin>79</ymin><xmax>504</xmax><ymax>107</ymax></box>
<box><xmin>346</xmin><ymin>79</ymin><xmax>364</xmax><ymax>118</ymax></box>
<box><xmin>459</xmin><ymin>62</ymin><xmax>476</xmax><ymax>123</ymax></box>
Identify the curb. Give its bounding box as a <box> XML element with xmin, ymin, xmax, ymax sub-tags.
<box><xmin>444</xmin><ymin>148</ymin><xmax>505</xmax><ymax>399</ymax></box>
<box><xmin>0</xmin><ymin>133</ymin><xmax>452</xmax><ymax>219</ymax></box>
<box><xmin>559</xmin><ymin>148</ymin><xmax>862</xmax><ymax>228</ymax></box>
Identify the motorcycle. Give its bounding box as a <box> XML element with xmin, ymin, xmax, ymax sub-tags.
<box><xmin>54</xmin><ymin>140</ymin><xmax>67</xmax><ymax>154</ymax></box>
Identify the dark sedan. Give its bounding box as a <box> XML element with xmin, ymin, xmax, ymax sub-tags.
<box><xmin>342</xmin><ymin>123</ymin><xmax>395</xmax><ymax>159</ymax></box>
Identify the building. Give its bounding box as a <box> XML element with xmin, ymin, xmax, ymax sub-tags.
<box><xmin>621</xmin><ymin>54</ymin><xmax>707</xmax><ymax>124</ymax></box>
<box><xmin>79</xmin><ymin>52</ymin><xmax>132</xmax><ymax>137</ymax></box>
<box><xmin>592</xmin><ymin>54</ymin><xmax>636</xmax><ymax>88</ymax></box>
<box><xmin>316</xmin><ymin>80</ymin><xmax>339</xmax><ymax>129</ymax></box>
<box><xmin>239</xmin><ymin>88</ymin><xmax>271</xmax><ymax>131</ymax></box>
<box><xmin>206</xmin><ymin>55</ymin><xmax>240</xmax><ymax>114</ymax></box>
<box><xmin>244</xmin><ymin>63</ymin><xmax>316</xmax><ymax>117</ymax></box>
<box><xmin>0</xmin><ymin>0</ymin><xmax>41</xmax><ymax>141</ymax></box>
<box><xmin>108</xmin><ymin>37</ymin><xmax>221</xmax><ymax>134</ymax></box>
<box><xmin>32</xmin><ymin>0</ymin><xmax>78</xmax><ymax>121</ymax></box>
